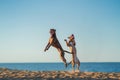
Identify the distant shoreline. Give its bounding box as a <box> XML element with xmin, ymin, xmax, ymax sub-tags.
<box><xmin>0</xmin><ymin>62</ymin><xmax>120</xmax><ymax>63</ymax></box>
<box><xmin>0</xmin><ymin>68</ymin><xmax>120</xmax><ymax>80</ymax></box>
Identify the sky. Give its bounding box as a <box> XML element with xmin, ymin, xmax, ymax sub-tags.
<box><xmin>0</xmin><ymin>0</ymin><xmax>120</xmax><ymax>63</ymax></box>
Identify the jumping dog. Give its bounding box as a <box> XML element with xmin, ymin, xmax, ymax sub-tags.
<box><xmin>64</xmin><ymin>34</ymin><xmax>80</xmax><ymax>72</ymax></box>
<box><xmin>44</xmin><ymin>29</ymin><xmax>70</xmax><ymax>68</ymax></box>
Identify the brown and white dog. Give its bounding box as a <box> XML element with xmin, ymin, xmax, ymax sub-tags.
<box><xmin>44</xmin><ymin>29</ymin><xmax>69</xmax><ymax>68</ymax></box>
<box><xmin>64</xmin><ymin>34</ymin><xmax>80</xmax><ymax>72</ymax></box>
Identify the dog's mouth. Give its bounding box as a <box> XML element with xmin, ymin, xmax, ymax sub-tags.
<box><xmin>68</xmin><ymin>37</ymin><xmax>70</xmax><ymax>39</ymax></box>
<box><xmin>49</xmin><ymin>31</ymin><xmax>52</xmax><ymax>34</ymax></box>
<box><xmin>50</xmin><ymin>31</ymin><xmax>54</xmax><ymax>35</ymax></box>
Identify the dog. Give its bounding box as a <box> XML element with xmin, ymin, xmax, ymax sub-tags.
<box><xmin>64</xmin><ymin>34</ymin><xmax>80</xmax><ymax>72</ymax></box>
<box><xmin>44</xmin><ymin>29</ymin><xmax>69</xmax><ymax>68</ymax></box>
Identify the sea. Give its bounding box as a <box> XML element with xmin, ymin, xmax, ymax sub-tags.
<box><xmin>0</xmin><ymin>62</ymin><xmax>120</xmax><ymax>72</ymax></box>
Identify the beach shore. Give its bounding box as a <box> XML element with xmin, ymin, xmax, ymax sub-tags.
<box><xmin>0</xmin><ymin>68</ymin><xmax>120</xmax><ymax>80</ymax></box>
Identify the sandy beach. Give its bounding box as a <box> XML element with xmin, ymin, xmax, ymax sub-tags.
<box><xmin>0</xmin><ymin>68</ymin><xmax>119</xmax><ymax>80</ymax></box>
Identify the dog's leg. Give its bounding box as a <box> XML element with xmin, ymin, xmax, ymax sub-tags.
<box><xmin>76</xmin><ymin>60</ymin><xmax>80</xmax><ymax>72</ymax></box>
<box><xmin>67</xmin><ymin>61</ymin><xmax>72</xmax><ymax>66</ymax></box>
<box><xmin>64</xmin><ymin>39</ymin><xmax>71</xmax><ymax>47</ymax></box>
<box><xmin>72</xmin><ymin>61</ymin><xmax>75</xmax><ymax>72</ymax></box>
<box><xmin>58</xmin><ymin>49</ymin><xmax>67</xmax><ymax>68</ymax></box>
<box><xmin>44</xmin><ymin>42</ymin><xmax>50</xmax><ymax>51</ymax></box>
<box><xmin>44</xmin><ymin>38</ymin><xmax>54</xmax><ymax>52</ymax></box>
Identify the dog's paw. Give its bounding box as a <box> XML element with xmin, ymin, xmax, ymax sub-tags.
<box><xmin>64</xmin><ymin>39</ymin><xmax>67</xmax><ymax>41</ymax></box>
<box><xmin>44</xmin><ymin>49</ymin><xmax>47</xmax><ymax>52</ymax></box>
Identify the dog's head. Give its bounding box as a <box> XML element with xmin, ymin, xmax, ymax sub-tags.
<box><xmin>68</xmin><ymin>34</ymin><xmax>76</xmax><ymax>46</ymax></box>
<box><xmin>68</xmin><ymin>34</ymin><xmax>75</xmax><ymax>40</ymax></box>
<box><xmin>49</xmin><ymin>29</ymin><xmax>56</xmax><ymax>36</ymax></box>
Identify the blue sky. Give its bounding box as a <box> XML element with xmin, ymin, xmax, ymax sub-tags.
<box><xmin>0</xmin><ymin>0</ymin><xmax>120</xmax><ymax>62</ymax></box>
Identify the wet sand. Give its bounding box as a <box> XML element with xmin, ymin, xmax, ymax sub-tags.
<box><xmin>0</xmin><ymin>68</ymin><xmax>120</xmax><ymax>80</ymax></box>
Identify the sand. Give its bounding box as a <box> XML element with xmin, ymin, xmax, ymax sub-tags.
<box><xmin>0</xmin><ymin>68</ymin><xmax>120</xmax><ymax>80</ymax></box>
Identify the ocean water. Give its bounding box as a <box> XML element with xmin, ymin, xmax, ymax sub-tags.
<box><xmin>0</xmin><ymin>62</ymin><xmax>120</xmax><ymax>72</ymax></box>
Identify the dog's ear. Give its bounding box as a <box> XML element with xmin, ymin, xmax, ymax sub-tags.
<box><xmin>50</xmin><ymin>29</ymin><xmax>56</xmax><ymax>32</ymax></box>
<box><xmin>71</xmin><ymin>34</ymin><xmax>74</xmax><ymax>37</ymax></box>
<box><xmin>71</xmin><ymin>34</ymin><xmax>75</xmax><ymax>39</ymax></box>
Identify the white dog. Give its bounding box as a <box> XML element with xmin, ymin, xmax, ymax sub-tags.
<box><xmin>64</xmin><ymin>34</ymin><xmax>80</xmax><ymax>72</ymax></box>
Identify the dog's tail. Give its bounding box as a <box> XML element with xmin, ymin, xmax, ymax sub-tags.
<box><xmin>64</xmin><ymin>50</ymin><xmax>71</xmax><ymax>54</ymax></box>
